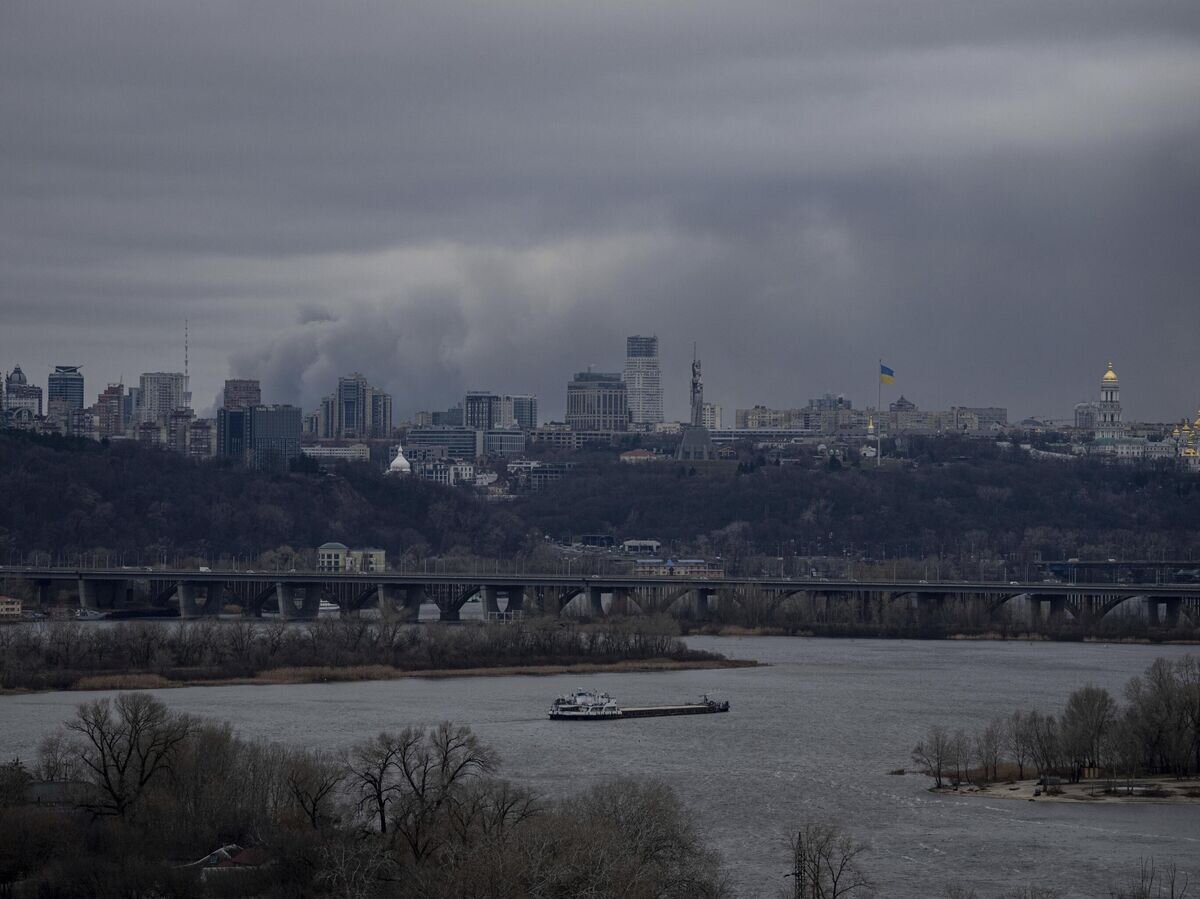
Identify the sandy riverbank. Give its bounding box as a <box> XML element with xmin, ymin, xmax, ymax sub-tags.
<box><xmin>933</xmin><ymin>777</ymin><xmax>1200</xmax><ymax>805</ymax></box>
<box><xmin>0</xmin><ymin>657</ymin><xmax>759</xmax><ymax>694</ymax></box>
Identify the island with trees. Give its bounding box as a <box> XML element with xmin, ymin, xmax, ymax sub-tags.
<box><xmin>910</xmin><ymin>655</ymin><xmax>1200</xmax><ymax>804</ymax></box>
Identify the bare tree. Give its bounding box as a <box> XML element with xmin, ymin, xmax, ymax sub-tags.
<box><xmin>787</xmin><ymin>822</ymin><xmax>873</xmax><ymax>899</ymax></box>
<box><xmin>316</xmin><ymin>834</ymin><xmax>390</xmax><ymax>899</ymax></box>
<box><xmin>1027</xmin><ymin>711</ymin><xmax>1061</xmax><ymax>778</ymax></box>
<box><xmin>390</xmin><ymin>722</ymin><xmax>499</xmax><ymax>863</ymax></box>
<box><xmin>447</xmin><ymin>778</ymin><xmax>540</xmax><ymax>845</ymax></box>
<box><xmin>347</xmin><ymin>731</ymin><xmax>405</xmax><ymax>834</ymax></box>
<box><xmin>35</xmin><ymin>731</ymin><xmax>83</xmax><ymax>782</ymax></box>
<box><xmin>1061</xmin><ymin>685</ymin><xmax>1118</xmax><ymax>782</ymax></box>
<box><xmin>285</xmin><ymin>748</ymin><xmax>346</xmax><ymax>830</ymax></box>
<box><xmin>975</xmin><ymin>718</ymin><xmax>1004</xmax><ymax>783</ymax></box>
<box><xmin>1109</xmin><ymin>857</ymin><xmax>1190</xmax><ymax>899</ymax></box>
<box><xmin>912</xmin><ymin>725</ymin><xmax>952</xmax><ymax>788</ymax></box>
<box><xmin>1004</xmin><ymin>711</ymin><xmax>1033</xmax><ymax>780</ymax></box>
<box><xmin>66</xmin><ymin>693</ymin><xmax>192</xmax><ymax>817</ymax></box>
<box><xmin>952</xmin><ymin>729</ymin><xmax>972</xmax><ymax>786</ymax></box>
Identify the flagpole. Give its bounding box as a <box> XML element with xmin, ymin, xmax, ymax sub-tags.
<box><xmin>877</xmin><ymin>358</ymin><xmax>882</xmax><ymax>467</ymax></box>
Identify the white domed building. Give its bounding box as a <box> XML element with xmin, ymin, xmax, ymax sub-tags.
<box><xmin>386</xmin><ymin>442</ymin><xmax>411</xmax><ymax>476</ymax></box>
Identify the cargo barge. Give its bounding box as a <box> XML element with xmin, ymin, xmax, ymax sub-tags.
<box><xmin>549</xmin><ymin>689</ymin><xmax>729</xmax><ymax>720</ymax></box>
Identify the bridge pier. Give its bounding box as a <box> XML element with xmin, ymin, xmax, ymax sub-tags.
<box><xmin>692</xmin><ymin>588</ymin><xmax>713</xmax><ymax>620</ymax></box>
<box><xmin>78</xmin><ymin>578</ymin><xmax>130</xmax><ymax>611</ymax></box>
<box><xmin>505</xmin><ymin>585</ymin><xmax>524</xmax><ymax>613</ymax></box>
<box><xmin>483</xmin><ymin>585</ymin><xmax>501</xmax><ymax>616</ymax></box>
<box><xmin>178</xmin><ymin>581</ymin><xmax>219</xmax><ymax>618</ymax></box>
<box><xmin>377</xmin><ymin>584</ymin><xmax>422</xmax><ymax>622</ymax></box>
<box><xmin>1047</xmin><ymin>596</ymin><xmax>1067</xmax><ymax>624</ymax></box>
<box><xmin>587</xmin><ymin>585</ymin><xmax>604</xmax><ymax>617</ymax></box>
<box><xmin>276</xmin><ymin>583</ymin><xmax>321</xmax><ymax>620</ymax></box>
<box><xmin>1164</xmin><ymin>597</ymin><xmax>1182</xmax><ymax>627</ymax></box>
<box><xmin>609</xmin><ymin>587</ymin><xmax>633</xmax><ymax>616</ymax></box>
<box><xmin>78</xmin><ymin>578</ymin><xmax>98</xmax><ymax>611</ymax></box>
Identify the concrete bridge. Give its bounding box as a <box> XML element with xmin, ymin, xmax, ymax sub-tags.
<box><xmin>5</xmin><ymin>566</ymin><xmax>1200</xmax><ymax>626</ymax></box>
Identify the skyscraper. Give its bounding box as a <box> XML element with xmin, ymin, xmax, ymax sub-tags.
<box><xmin>506</xmin><ymin>394</ymin><xmax>538</xmax><ymax>430</ymax></box>
<box><xmin>248</xmin><ymin>405</ymin><xmax>302</xmax><ymax>471</ymax></box>
<box><xmin>217</xmin><ymin>404</ymin><xmax>302</xmax><ymax>470</ymax></box>
<box><xmin>95</xmin><ymin>384</ymin><xmax>126</xmax><ymax>438</ymax></box>
<box><xmin>463</xmin><ymin>391</ymin><xmax>501</xmax><ymax>429</ymax></box>
<box><xmin>48</xmin><ymin>365</ymin><xmax>85</xmax><ymax>412</ymax></box>
<box><xmin>138</xmin><ymin>372</ymin><xmax>190</xmax><ymax>424</ymax></box>
<box><xmin>623</xmin><ymin>336</ymin><xmax>663</xmax><ymax>425</ymax></box>
<box><xmin>320</xmin><ymin>373</ymin><xmax>392</xmax><ymax>438</ymax></box>
<box><xmin>222</xmin><ymin>378</ymin><xmax>262</xmax><ymax>409</ymax></box>
<box><xmin>217</xmin><ymin>407</ymin><xmax>250</xmax><ymax>460</ymax></box>
<box><xmin>566</xmin><ymin>371</ymin><xmax>628</xmax><ymax>431</ymax></box>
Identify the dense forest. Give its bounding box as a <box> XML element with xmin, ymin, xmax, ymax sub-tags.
<box><xmin>4</xmin><ymin>430</ymin><xmax>1200</xmax><ymax>567</ymax></box>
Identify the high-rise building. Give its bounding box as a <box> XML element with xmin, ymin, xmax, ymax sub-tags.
<box><xmin>566</xmin><ymin>371</ymin><xmax>628</xmax><ymax>431</ymax></box>
<box><xmin>701</xmin><ymin>402</ymin><xmax>722</xmax><ymax>430</ymax></box>
<box><xmin>222</xmin><ymin>378</ymin><xmax>262</xmax><ymax>409</ymax></box>
<box><xmin>464</xmin><ymin>391</ymin><xmax>501</xmax><ymax>430</ymax></box>
<box><xmin>187</xmin><ymin>419</ymin><xmax>216</xmax><ymax>459</ymax></box>
<box><xmin>123</xmin><ymin>387</ymin><xmax>141</xmax><ymax>427</ymax></box>
<box><xmin>48</xmin><ymin>366</ymin><xmax>85</xmax><ymax>412</ymax></box>
<box><xmin>167</xmin><ymin>408</ymin><xmax>195</xmax><ymax>454</ymax></box>
<box><xmin>623</xmin><ymin>336</ymin><xmax>663</xmax><ymax>425</ymax></box>
<box><xmin>506</xmin><ymin>394</ymin><xmax>538</xmax><ymax>430</ymax></box>
<box><xmin>431</xmin><ymin>403</ymin><xmax>464</xmax><ymax>427</ymax></box>
<box><xmin>1074</xmin><ymin>402</ymin><xmax>1097</xmax><ymax>431</ymax></box>
<box><xmin>95</xmin><ymin>384</ymin><xmax>126</xmax><ymax>438</ymax></box>
<box><xmin>318</xmin><ymin>373</ymin><xmax>392</xmax><ymax>438</ymax></box>
<box><xmin>138</xmin><ymin>372</ymin><xmax>190</xmax><ymax>424</ymax></box>
<box><xmin>217</xmin><ymin>407</ymin><xmax>250</xmax><ymax>460</ymax></box>
<box><xmin>248</xmin><ymin>405</ymin><xmax>302</xmax><ymax>471</ymax></box>
<box><xmin>218</xmin><ymin>405</ymin><xmax>301</xmax><ymax>470</ymax></box>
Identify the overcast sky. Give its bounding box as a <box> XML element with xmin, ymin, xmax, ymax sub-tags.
<box><xmin>3</xmin><ymin>1</ymin><xmax>1198</xmax><ymax>422</ymax></box>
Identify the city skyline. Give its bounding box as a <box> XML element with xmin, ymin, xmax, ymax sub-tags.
<box><xmin>0</xmin><ymin>350</ymin><xmax>1188</xmax><ymax>430</ymax></box>
<box><xmin>2</xmin><ymin>4</ymin><xmax>1198</xmax><ymax>423</ymax></box>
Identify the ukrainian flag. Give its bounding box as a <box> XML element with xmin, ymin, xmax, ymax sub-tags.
<box><xmin>879</xmin><ymin>363</ymin><xmax>895</xmax><ymax>385</ymax></box>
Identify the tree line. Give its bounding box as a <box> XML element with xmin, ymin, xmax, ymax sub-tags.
<box><xmin>0</xmin><ymin>618</ymin><xmax>713</xmax><ymax>691</ymax></box>
<box><xmin>911</xmin><ymin>656</ymin><xmax>1200</xmax><ymax>789</ymax></box>
<box><xmin>5</xmin><ymin>428</ymin><xmax>1200</xmax><ymax>567</ymax></box>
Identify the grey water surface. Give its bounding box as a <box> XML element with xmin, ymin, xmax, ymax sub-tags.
<box><xmin>2</xmin><ymin>636</ymin><xmax>1197</xmax><ymax>897</ymax></box>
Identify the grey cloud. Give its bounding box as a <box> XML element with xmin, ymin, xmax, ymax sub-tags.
<box><xmin>1</xmin><ymin>1</ymin><xmax>1198</xmax><ymax>422</ymax></box>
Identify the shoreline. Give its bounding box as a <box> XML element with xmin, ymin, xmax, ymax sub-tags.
<box><xmin>0</xmin><ymin>657</ymin><xmax>759</xmax><ymax>695</ymax></box>
<box><xmin>695</xmin><ymin>626</ymin><xmax>1200</xmax><ymax>645</ymax></box>
<box><xmin>927</xmin><ymin>776</ymin><xmax>1200</xmax><ymax>806</ymax></box>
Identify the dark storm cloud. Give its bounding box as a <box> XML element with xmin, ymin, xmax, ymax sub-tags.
<box><xmin>2</xmin><ymin>1</ymin><xmax>1198</xmax><ymax>420</ymax></box>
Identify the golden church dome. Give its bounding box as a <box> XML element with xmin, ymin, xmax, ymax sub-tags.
<box><xmin>1102</xmin><ymin>363</ymin><xmax>1118</xmax><ymax>382</ymax></box>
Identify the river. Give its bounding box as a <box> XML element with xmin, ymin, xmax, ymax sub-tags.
<box><xmin>1</xmin><ymin>636</ymin><xmax>1197</xmax><ymax>897</ymax></box>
